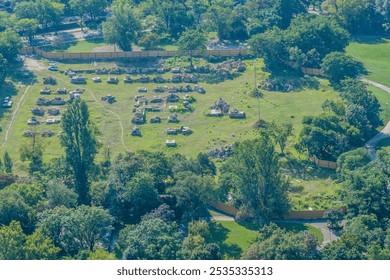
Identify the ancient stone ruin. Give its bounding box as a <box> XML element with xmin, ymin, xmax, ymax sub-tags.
<box><xmin>124</xmin><ymin>75</ymin><xmax>132</xmax><ymax>83</ymax></box>
<box><xmin>211</xmin><ymin>97</ymin><xmax>229</xmax><ymax>113</ymax></box>
<box><xmin>27</xmin><ymin>116</ymin><xmax>39</xmax><ymax>125</ymax></box>
<box><xmin>150</xmin><ymin>115</ymin><xmax>161</xmax><ymax>123</ymax></box>
<box><xmin>228</xmin><ymin>108</ymin><xmax>246</xmax><ymax>119</ymax></box>
<box><xmin>71</xmin><ymin>75</ymin><xmax>87</xmax><ymax>84</ymax></box>
<box><xmin>40</xmin><ymin>87</ymin><xmax>51</xmax><ymax>95</ymax></box>
<box><xmin>131</xmin><ymin>110</ymin><xmax>146</xmax><ymax>124</ymax></box>
<box><xmin>168</xmin><ymin>113</ymin><xmax>179</xmax><ymax>123</ymax></box>
<box><xmin>31</xmin><ymin>107</ymin><xmax>44</xmax><ymax>116</ymax></box>
<box><xmin>208</xmin><ymin>145</ymin><xmax>234</xmax><ymax>160</ymax></box>
<box><xmin>48</xmin><ymin>107</ymin><xmax>60</xmax><ymax>116</ymax></box>
<box><xmin>107</xmin><ymin>77</ymin><xmax>119</xmax><ymax>84</ymax></box>
<box><xmin>101</xmin><ymin>95</ymin><xmax>116</xmax><ymax>103</ymax></box>
<box><xmin>131</xmin><ymin>126</ymin><xmax>142</xmax><ymax>136</ymax></box>
<box><xmin>56</xmin><ymin>88</ymin><xmax>67</xmax><ymax>94</ymax></box>
<box><xmin>43</xmin><ymin>76</ymin><xmax>56</xmax><ymax>85</ymax></box>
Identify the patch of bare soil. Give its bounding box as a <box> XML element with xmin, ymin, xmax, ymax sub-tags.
<box><xmin>24</xmin><ymin>56</ymin><xmax>46</xmax><ymax>71</ymax></box>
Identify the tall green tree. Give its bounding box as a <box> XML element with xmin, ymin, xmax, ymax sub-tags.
<box><xmin>102</xmin><ymin>0</ymin><xmax>141</xmax><ymax>51</ymax></box>
<box><xmin>19</xmin><ymin>133</ymin><xmax>44</xmax><ymax>175</ymax></box>
<box><xmin>69</xmin><ymin>0</ymin><xmax>107</xmax><ymax>22</ymax></box>
<box><xmin>60</xmin><ymin>99</ymin><xmax>98</xmax><ymax>205</ymax></box>
<box><xmin>14</xmin><ymin>1</ymin><xmax>39</xmax><ymax>20</ymax></box>
<box><xmin>116</xmin><ymin>217</ymin><xmax>182</xmax><ymax>260</ymax></box>
<box><xmin>45</xmin><ymin>180</ymin><xmax>78</xmax><ymax>209</ymax></box>
<box><xmin>243</xmin><ymin>223</ymin><xmax>319</xmax><ymax>260</ymax></box>
<box><xmin>0</xmin><ymin>221</ymin><xmax>60</xmax><ymax>260</ymax></box>
<box><xmin>221</xmin><ymin>135</ymin><xmax>290</xmax><ymax>220</ymax></box>
<box><xmin>178</xmin><ymin>28</ymin><xmax>207</xmax><ymax>67</ymax></box>
<box><xmin>16</xmin><ymin>18</ymin><xmax>39</xmax><ymax>45</ymax></box>
<box><xmin>267</xmin><ymin>121</ymin><xmax>293</xmax><ymax>155</ymax></box>
<box><xmin>36</xmin><ymin>0</ymin><xmax>65</xmax><ymax>30</ymax></box>
<box><xmin>3</xmin><ymin>151</ymin><xmax>12</xmax><ymax>174</ymax></box>
<box><xmin>122</xmin><ymin>172</ymin><xmax>160</xmax><ymax>224</ymax></box>
<box><xmin>298</xmin><ymin>113</ymin><xmax>356</xmax><ymax>160</ymax></box>
<box><xmin>0</xmin><ymin>221</ymin><xmax>26</xmax><ymax>260</ymax></box>
<box><xmin>0</xmin><ymin>30</ymin><xmax>23</xmax><ymax>63</ymax></box>
<box><xmin>168</xmin><ymin>172</ymin><xmax>218</xmax><ymax>222</ymax></box>
<box><xmin>24</xmin><ymin>230</ymin><xmax>60</xmax><ymax>260</ymax></box>
<box><xmin>38</xmin><ymin>206</ymin><xmax>114</xmax><ymax>255</ymax></box>
<box><xmin>321</xmin><ymin>52</ymin><xmax>362</xmax><ymax>83</ymax></box>
<box><xmin>332</xmin><ymin>0</ymin><xmax>382</xmax><ymax>34</ymax></box>
<box><xmin>342</xmin><ymin>166</ymin><xmax>390</xmax><ymax>220</ymax></box>
<box><xmin>0</xmin><ymin>54</ymin><xmax>7</xmax><ymax>85</ymax></box>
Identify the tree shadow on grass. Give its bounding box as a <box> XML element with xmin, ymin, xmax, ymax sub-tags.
<box><xmin>209</xmin><ymin>222</ymin><xmax>243</xmax><ymax>259</ymax></box>
<box><xmin>351</xmin><ymin>35</ymin><xmax>390</xmax><ymax>44</ymax></box>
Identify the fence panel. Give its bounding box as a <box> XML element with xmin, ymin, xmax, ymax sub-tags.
<box><xmin>21</xmin><ymin>47</ymin><xmax>249</xmax><ymax>60</ymax></box>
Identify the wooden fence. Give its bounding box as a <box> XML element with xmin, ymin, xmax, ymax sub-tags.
<box><xmin>213</xmin><ymin>203</ymin><xmax>345</xmax><ymax>220</ymax></box>
<box><xmin>21</xmin><ymin>46</ymin><xmax>249</xmax><ymax>60</ymax></box>
<box><xmin>310</xmin><ymin>156</ymin><xmax>338</xmax><ymax>169</ymax></box>
<box><xmin>302</xmin><ymin>67</ymin><xmax>327</xmax><ymax>77</ymax></box>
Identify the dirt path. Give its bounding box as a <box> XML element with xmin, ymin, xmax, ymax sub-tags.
<box><xmin>1</xmin><ymin>84</ymin><xmax>32</xmax><ymax>148</ymax></box>
<box><xmin>361</xmin><ymin>78</ymin><xmax>390</xmax><ymax>158</ymax></box>
<box><xmin>16</xmin><ymin>56</ymin><xmax>128</xmax><ymax>151</ymax></box>
<box><xmin>52</xmin><ymin>74</ymin><xmax>128</xmax><ymax>151</ymax></box>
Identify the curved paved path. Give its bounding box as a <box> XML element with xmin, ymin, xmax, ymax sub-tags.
<box><xmin>361</xmin><ymin>78</ymin><xmax>390</xmax><ymax>158</ymax></box>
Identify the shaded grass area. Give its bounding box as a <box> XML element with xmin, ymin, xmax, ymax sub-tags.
<box><xmin>347</xmin><ymin>37</ymin><xmax>390</xmax><ymax>87</ymax></box>
<box><xmin>289</xmin><ymin>177</ymin><xmax>342</xmax><ymax>211</ymax></box>
<box><xmin>368</xmin><ymin>86</ymin><xmax>390</xmax><ymax>128</ymax></box>
<box><xmin>275</xmin><ymin>221</ymin><xmax>324</xmax><ymax>244</ymax></box>
<box><xmin>209</xmin><ymin>220</ymin><xmax>324</xmax><ymax>259</ymax></box>
<box><xmin>210</xmin><ymin>221</ymin><xmax>259</xmax><ymax>259</ymax></box>
<box><xmin>376</xmin><ymin>137</ymin><xmax>390</xmax><ymax>150</ymax></box>
<box><xmin>41</xmin><ymin>38</ymin><xmax>106</xmax><ymax>53</ymax></box>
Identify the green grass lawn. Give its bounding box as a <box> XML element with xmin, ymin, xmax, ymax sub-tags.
<box><xmin>368</xmin><ymin>86</ymin><xmax>390</xmax><ymax>127</ymax></box>
<box><xmin>210</xmin><ymin>220</ymin><xmax>324</xmax><ymax>259</ymax></box>
<box><xmin>376</xmin><ymin>137</ymin><xmax>390</xmax><ymax>150</ymax></box>
<box><xmin>275</xmin><ymin>221</ymin><xmax>324</xmax><ymax>244</ymax></box>
<box><xmin>289</xmin><ymin>177</ymin><xmax>342</xmax><ymax>211</ymax></box>
<box><xmin>0</xmin><ymin>58</ymin><xmax>341</xmax><ymax>175</ymax></box>
<box><xmin>347</xmin><ymin>37</ymin><xmax>390</xmax><ymax>87</ymax></box>
<box><xmin>41</xmin><ymin>39</ymin><xmax>106</xmax><ymax>53</ymax></box>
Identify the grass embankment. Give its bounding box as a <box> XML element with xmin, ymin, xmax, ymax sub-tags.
<box><xmin>209</xmin><ymin>220</ymin><xmax>323</xmax><ymax>259</ymax></box>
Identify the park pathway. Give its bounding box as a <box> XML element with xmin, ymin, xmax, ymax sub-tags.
<box><xmin>0</xmin><ymin>83</ymin><xmax>32</xmax><ymax>149</ymax></box>
<box><xmin>361</xmin><ymin>78</ymin><xmax>390</xmax><ymax>158</ymax></box>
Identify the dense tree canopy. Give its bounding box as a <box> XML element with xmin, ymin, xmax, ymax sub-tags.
<box><xmin>116</xmin><ymin>217</ymin><xmax>182</xmax><ymax>260</ymax></box>
<box><xmin>243</xmin><ymin>223</ymin><xmax>319</xmax><ymax>260</ymax></box>
<box><xmin>102</xmin><ymin>0</ymin><xmax>141</xmax><ymax>51</ymax></box>
<box><xmin>249</xmin><ymin>14</ymin><xmax>349</xmax><ymax>71</ymax></box>
<box><xmin>38</xmin><ymin>206</ymin><xmax>114</xmax><ymax>256</ymax></box>
<box><xmin>321</xmin><ymin>52</ymin><xmax>363</xmax><ymax>83</ymax></box>
<box><xmin>221</xmin><ymin>135</ymin><xmax>290</xmax><ymax>220</ymax></box>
